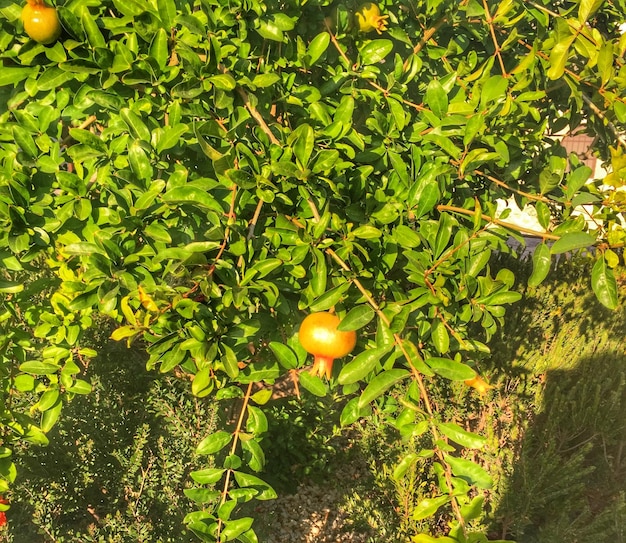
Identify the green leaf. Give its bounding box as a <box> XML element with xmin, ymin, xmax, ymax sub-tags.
<box><xmin>221</xmin><ymin>517</ymin><xmax>254</xmax><ymax>540</ymax></box>
<box><xmin>191</xmin><ymin>368</ymin><xmax>213</xmax><ymax>397</ymax></box>
<box><xmin>19</xmin><ymin>361</ymin><xmax>60</xmax><ymax>375</ymax></box>
<box><xmin>252</xmin><ymin>73</ymin><xmax>281</xmax><ymax>88</ymax></box>
<box><xmin>81</xmin><ymin>6</ymin><xmax>106</xmax><ymax>48</ymax></box>
<box><xmin>289</xmin><ymin>123</ymin><xmax>314</xmax><ymax>168</ymax></box>
<box><xmin>242</xmin><ymin>439</ymin><xmax>265</xmax><ymax>472</ymax></box>
<box><xmin>547</xmin><ymin>34</ymin><xmax>576</xmax><ymax>80</ymax></box>
<box><xmin>426</xmin><ymin>358</ymin><xmax>476</xmax><ymax>381</ymax></box>
<box><xmin>67</xmin><ymin>379</ymin><xmax>92</xmax><ymax>395</ymax></box>
<box><xmin>41</xmin><ymin>399</ymin><xmax>63</xmax><ymax>432</ymax></box>
<box><xmin>475</xmin><ymin>290</ymin><xmax>522</xmax><ymax>306</ymax></box>
<box><xmin>413</xmin><ymin>495</ymin><xmax>450</xmax><ymax>521</ymax></box>
<box><xmin>444</xmin><ymin>454</ymin><xmax>493</xmax><ymax>489</ymax></box>
<box><xmin>0</xmin><ymin>280</ymin><xmax>24</xmax><ymax>294</ymax></box>
<box><xmin>430</xmin><ymin>319</ymin><xmax>449</xmax><ymax>354</ymax></box>
<box><xmin>38</xmin><ymin>388</ymin><xmax>60</xmax><ymax>412</ymax></box>
<box><xmin>196</xmin><ymin>430</ymin><xmax>233</xmax><ymax>455</ymax></box>
<box><xmin>128</xmin><ymin>141</ymin><xmax>153</xmax><ymax>182</ymax></box>
<box><xmin>298</xmin><ymin>371</ymin><xmax>327</xmax><ymax>397</ymax></box>
<box><xmin>528</xmin><ymin>242</ymin><xmax>551</xmax><ymax>287</ymax></box>
<box><xmin>0</xmin><ymin>67</ymin><xmax>36</xmax><ymax>86</ymax></box>
<box><xmin>268</xmin><ymin>342</ymin><xmax>298</xmax><ymax>369</ymax></box>
<box><xmin>410</xmin><ymin>180</ymin><xmax>440</xmax><ymax>219</ymax></box>
<box><xmin>360</xmin><ymin>39</ymin><xmax>393</xmax><ymax>65</ymax></box>
<box><xmin>183</xmin><ymin>488</ymin><xmax>221</xmax><ymax>504</ymax></box>
<box><xmin>550</xmin><ymin>232</ymin><xmax>595</xmax><ymax>254</ymax></box>
<box><xmin>307</xmin><ymin>32</ymin><xmax>330</xmax><ymax>65</ymax></box>
<box><xmin>233</xmin><ymin>471</ymin><xmax>277</xmax><ymax>500</ymax></box>
<box><xmin>120</xmin><ymin>108</ymin><xmax>151</xmax><ymax>142</ymax></box>
<box><xmin>337</xmin><ymin>346</ymin><xmax>386</xmax><ymax>385</ymax></box>
<box><xmin>358</xmin><ymin>369</ymin><xmax>410</xmax><ymax>409</ymax></box>
<box><xmin>190</xmin><ymin>468</ymin><xmax>226</xmax><ymax>484</ymax></box>
<box><xmin>256</xmin><ymin>19</ymin><xmax>284</xmax><ymax>41</ymax></box>
<box><xmin>149</xmin><ymin>28</ymin><xmax>169</xmax><ymax>68</ymax></box>
<box><xmin>479</xmin><ymin>75</ymin><xmax>508</xmax><ymax>108</ymax></box>
<box><xmin>460</xmin><ymin>495</ymin><xmax>485</xmax><ymax>521</ymax></box>
<box><xmin>578</xmin><ymin>0</ymin><xmax>604</xmax><ymax>22</ymax></box>
<box><xmin>36</xmin><ymin>67</ymin><xmax>74</xmax><ymax>91</ymax></box>
<box><xmin>154</xmin><ymin>124</ymin><xmax>188</xmax><ymax>154</ymax></box>
<box><xmin>393</xmin><ymin>452</ymin><xmax>419</xmax><ymax>480</ymax></box>
<box><xmin>162</xmin><ymin>186</ymin><xmax>223</xmax><ymax>211</ymax></box>
<box><xmin>337</xmin><ymin>305</ymin><xmax>375</xmax><ymax>331</ymax></box>
<box><xmin>426</xmin><ymin>79</ymin><xmax>448</xmax><ymax>118</ymax></box>
<box><xmin>209</xmin><ymin>73</ymin><xmax>237</xmax><ymax>91</ymax></box>
<box><xmin>352</xmin><ymin>225</ymin><xmax>382</xmax><ymax>239</ymax></box>
<box><xmin>591</xmin><ymin>256</ymin><xmax>618</xmax><ymax>310</ymax></box>
<box><xmin>308</xmin><ymin>282</ymin><xmax>351</xmax><ymax>312</ymax></box>
<box><xmin>13</xmin><ymin>126</ymin><xmax>38</xmax><ymax>158</ymax></box>
<box><xmin>340</xmin><ymin>397</ymin><xmax>369</xmax><ymax>426</ymax></box>
<box><xmin>437</xmin><ymin>422</ymin><xmax>486</xmax><ymax>449</ymax></box>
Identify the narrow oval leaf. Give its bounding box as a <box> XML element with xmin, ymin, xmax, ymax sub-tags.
<box><xmin>358</xmin><ymin>369</ymin><xmax>410</xmax><ymax>409</ymax></box>
<box><xmin>431</xmin><ymin>319</ymin><xmax>450</xmax><ymax>354</ymax></box>
<box><xmin>591</xmin><ymin>256</ymin><xmax>618</xmax><ymax>310</ymax></box>
<box><xmin>307</xmin><ymin>32</ymin><xmax>330</xmax><ymax>65</ymax></box>
<box><xmin>337</xmin><ymin>347</ymin><xmax>386</xmax><ymax>385</ymax></box>
<box><xmin>308</xmin><ymin>282</ymin><xmax>351</xmax><ymax>312</ymax></box>
<box><xmin>196</xmin><ymin>430</ymin><xmax>233</xmax><ymax>455</ymax></box>
<box><xmin>437</xmin><ymin>422</ymin><xmax>486</xmax><ymax>449</ymax></box>
<box><xmin>340</xmin><ymin>396</ymin><xmax>369</xmax><ymax>426</ymax></box>
<box><xmin>412</xmin><ymin>495</ymin><xmax>450</xmax><ymax>521</ymax></box>
<box><xmin>298</xmin><ymin>371</ymin><xmax>328</xmax><ymax>397</ymax></box>
<box><xmin>550</xmin><ymin>231</ymin><xmax>596</xmax><ymax>255</ymax></box>
<box><xmin>360</xmin><ymin>39</ymin><xmax>393</xmax><ymax>65</ymax></box>
<box><xmin>190</xmin><ymin>467</ymin><xmax>226</xmax><ymax>484</ymax></box>
<box><xmin>528</xmin><ymin>242</ymin><xmax>551</xmax><ymax>287</ymax></box>
<box><xmin>426</xmin><ymin>357</ymin><xmax>476</xmax><ymax>381</ymax></box>
<box><xmin>444</xmin><ymin>453</ymin><xmax>493</xmax><ymax>489</ymax></box>
<box><xmin>162</xmin><ymin>186</ymin><xmax>223</xmax><ymax>211</ymax></box>
<box><xmin>426</xmin><ymin>79</ymin><xmax>448</xmax><ymax>118</ymax></box>
<box><xmin>393</xmin><ymin>452</ymin><xmax>419</xmax><ymax>481</ymax></box>
<box><xmin>232</xmin><ymin>471</ymin><xmax>277</xmax><ymax>500</ymax></box>
<box><xmin>337</xmin><ymin>305</ymin><xmax>375</xmax><ymax>331</ymax></box>
<box><xmin>268</xmin><ymin>342</ymin><xmax>298</xmax><ymax>369</ymax></box>
<box><xmin>19</xmin><ymin>361</ymin><xmax>60</xmax><ymax>375</ymax></box>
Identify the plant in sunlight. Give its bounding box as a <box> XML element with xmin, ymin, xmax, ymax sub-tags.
<box><xmin>1</xmin><ymin>0</ymin><xmax>625</xmax><ymax>540</ymax></box>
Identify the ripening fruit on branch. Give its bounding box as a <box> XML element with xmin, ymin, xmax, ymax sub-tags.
<box><xmin>464</xmin><ymin>375</ymin><xmax>494</xmax><ymax>397</ymax></box>
<box><xmin>354</xmin><ymin>2</ymin><xmax>389</xmax><ymax>34</ymax></box>
<box><xmin>22</xmin><ymin>0</ymin><xmax>61</xmax><ymax>45</ymax></box>
<box><xmin>298</xmin><ymin>312</ymin><xmax>357</xmax><ymax>380</ymax></box>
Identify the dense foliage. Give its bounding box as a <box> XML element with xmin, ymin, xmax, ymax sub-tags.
<box><xmin>1</xmin><ymin>0</ymin><xmax>625</xmax><ymax>541</ymax></box>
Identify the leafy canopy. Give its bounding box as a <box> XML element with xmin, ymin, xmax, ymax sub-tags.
<box><xmin>1</xmin><ymin>0</ymin><xmax>625</xmax><ymax>540</ymax></box>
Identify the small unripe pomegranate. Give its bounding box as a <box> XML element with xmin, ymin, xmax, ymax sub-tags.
<box><xmin>22</xmin><ymin>0</ymin><xmax>61</xmax><ymax>45</ymax></box>
<box><xmin>298</xmin><ymin>312</ymin><xmax>357</xmax><ymax>380</ymax></box>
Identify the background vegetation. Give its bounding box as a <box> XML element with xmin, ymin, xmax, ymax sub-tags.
<box><xmin>3</xmin><ymin>256</ymin><xmax>625</xmax><ymax>542</ymax></box>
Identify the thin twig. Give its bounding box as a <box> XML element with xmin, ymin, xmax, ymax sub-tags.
<box><xmin>472</xmin><ymin>168</ymin><xmax>552</xmax><ymax>203</ymax></box>
<box><xmin>482</xmin><ymin>0</ymin><xmax>508</xmax><ymax>77</ymax></box>
<box><xmin>216</xmin><ymin>382</ymin><xmax>254</xmax><ymax>538</ymax></box>
<box><xmin>437</xmin><ymin>204</ymin><xmax>560</xmax><ymax>240</ymax></box>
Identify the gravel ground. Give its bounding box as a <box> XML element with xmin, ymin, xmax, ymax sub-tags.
<box><xmin>252</xmin><ymin>477</ymin><xmax>373</xmax><ymax>543</ymax></box>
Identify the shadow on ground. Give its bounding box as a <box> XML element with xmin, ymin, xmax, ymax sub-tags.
<box><xmin>490</xmin><ymin>351</ymin><xmax>626</xmax><ymax>542</ymax></box>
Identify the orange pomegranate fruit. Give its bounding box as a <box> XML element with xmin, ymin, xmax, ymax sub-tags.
<box><xmin>22</xmin><ymin>0</ymin><xmax>61</xmax><ymax>45</ymax></box>
<box><xmin>298</xmin><ymin>312</ymin><xmax>357</xmax><ymax>380</ymax></box>
<box><xmin>354</xmin><ymin>2</ymin><xmax>388</xmax><ymax>34</ymax></box>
